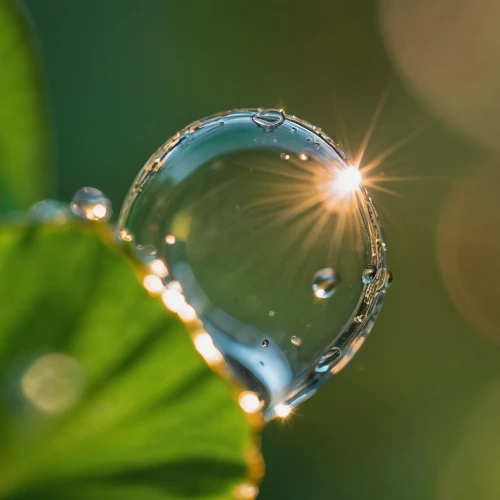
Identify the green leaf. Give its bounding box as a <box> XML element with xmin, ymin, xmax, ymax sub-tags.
<box><xmin>0</xmin><ymin>1</ymin><xmax>51</xmax><ymax>213</ymax></box>
<box><xmin>0</xmin><ymin>223</ymin><xmax>260</xmax><ymax>500</ymax></box>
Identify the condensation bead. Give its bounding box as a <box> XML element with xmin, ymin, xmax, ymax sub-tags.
<box><xmin>118</xmin><ymin>109</ymin><xmax>390</xmax><ymax>420</ymax></box>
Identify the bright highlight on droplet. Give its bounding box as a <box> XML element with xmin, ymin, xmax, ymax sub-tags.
<box><xmin>165</xmin><ymin>235</ymin><xmax>176</xmax><ymax>244</ymax></box>
<box><xmin>233</xmin><ymin>483</ymin><xmax>259</xmax><ymax>500</ymax></box>
<box><xmin>143</xmin><ymin>274</ymin><xmax>164</xmax><ymax>294</ymax></box>
<box><xmin>274</xmin><ymin>403</ymin><xmax>292</xmax><ymax>418</ymax></box>
<box><xmin>331</xmin><ymin>166</ymin><xmax>362</xmax><ymax>196</ymax></box>
<box><xmin>238</xmin><ymin>391</ymin><xmax>262</xmax><ymax>414</ymax></box>
<box><xmin>194</xmin><ymin>332</ymin><xmax>223</xmax><ymax>364</ymax></box>
<box><xmin>150</xmin><ymin>259</ymin><xmax>169</xmax><ymax>277</ymax></box>
<box><xmin>21</xmin><ymin>353</ymin><xmax>85</xmax><ymax>414</ymax></box>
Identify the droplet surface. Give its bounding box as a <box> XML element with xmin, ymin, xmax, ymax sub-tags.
<box><xmin>118</xmin><ymin>109</ymin><xmax>388</xmax><ymax>419</ymax></box>
<box><xmin>312</xmin><ymin>268</ymin><xmax>339</xmax><ymax>299</ymax></box>
<box><xmin>362</xmin><ymin>264</ymin><xmax>378</xmax><ymax>284</ymax></box>
<box><xmin>70</xmin><ymin>187</ymin><xmax>112</xmax><ymax>222</ymax></box>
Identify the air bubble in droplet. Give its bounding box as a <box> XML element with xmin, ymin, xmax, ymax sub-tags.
<box><xmin>291</xmin><ymin>336</ymin><xmax>302</xmax><ymax>347</ymax></box>
<box><xmin>252</xmin><ymin>109</ymin><xmax>285</xmax><ymax>129</ymax></box>
<box><xmin>362</xmin><ymin>264</ymin><xmax>377</xmax><ymax>284</ymax></box>
<box><xmin>315</xmin><ymin>347</ymin><xmax>341</xmax><ymax>373</ymax></box>
<box><xmin>70</xmin><ymin>187</ymin><xmax>112</xmax><ymax>222</ymax></box>
<box><xmin>312</xmin><ymin>268</ymin><xmax>339</xmax><ymax>299</ymax></box>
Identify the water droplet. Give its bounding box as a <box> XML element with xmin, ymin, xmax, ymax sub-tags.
<box><xmin>312</xmin><ymin>268</ymin><xmax>339</xmax><ymax>299</ymax></box>
<box><xmin>385</xmin><ymin>269</ymin><xmax>393</xmax><ymax>288</ymax></box>
<box><xmin>28</xmin><ymin>200</ymin><xmax>70</xmax><ymax>223</ymax></box>
<box><xmin>117</xmin><ymin>109</ymin><xmax>390</xmax><ymax>419</ymax></box>
<box><xmin>315</xmin><ymin>347</ymin><xmax>342</xmax><ymax>373</ymax></box>
<box><xmin>70</xmin><ymin>187</ymin><xmax>112</xmax><ymax>221</ymax></box>
<box><xmin>116</xmin><ymin>228</ymin><xmax>133</xmax><ymax>242</ymax></box>
<box><xmin>134</xmin><ymin>244</ymin><xmax>158</xmax><ymax>264</ymax></box>
<box><xmin>218</xmin><ymin>120</ymin><xmax>225</xmax><ymax>126</ymax></box>
<box><xmin>313</xmin><ymin>138</ymin><xmax>321</xmax><ymax>149</ymax></box>
<box><xmin>291</xmin><ymin>336</ymin><xmax>302</xmax><ymax>347</ymax></box>
<box><xmin>362</xmin><ymin>264</ymin><xmax>378</xmax><ymax>284</ymax></box>
<box><xmin>252</xmin><ymin>109</ymin><xmax>285</xmax><ymax>129</ymax></box>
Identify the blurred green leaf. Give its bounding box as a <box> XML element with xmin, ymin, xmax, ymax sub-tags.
<box><xmin>0</xmin><ymin>1</ymin><xmax>50</xmax><ymax>213</ymax></box>
<box><xmin>0</xmin><ymin>223</ymin><xmax>258</xmax><ymax>500</ymax></box>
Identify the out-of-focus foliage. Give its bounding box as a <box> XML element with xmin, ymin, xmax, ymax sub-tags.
<box><xmin>0</xmin><ymin>224</ymin><xmax>256</xmax><ymax>500</ymax></box>
<box><xmin>0</xmin><ymin>0</ymin><xmax>50</xmax><ymax>213</ymax></box>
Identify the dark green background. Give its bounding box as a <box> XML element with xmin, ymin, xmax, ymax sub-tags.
<box><xmin>21</xmin><ymin>1</ymin><xmax>500</xmax><ymax>498</ymax></box>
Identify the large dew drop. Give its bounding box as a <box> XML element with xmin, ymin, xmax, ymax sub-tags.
<box><xmin>118</xmin><ymin>109</ymin><xmax>389</xmax><ymax>420</ymax></box>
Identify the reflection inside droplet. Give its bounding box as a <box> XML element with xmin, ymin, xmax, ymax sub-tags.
<box><xmin>312</xmin><ymin>268</ymin><xmax>339</xmax><ymax>299</ymax></box>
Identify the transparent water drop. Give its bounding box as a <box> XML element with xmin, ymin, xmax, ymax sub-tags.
<box><xmin>70</xmin><ymin>187</ymin><xmax>112</xmax><ymax>222</ymax></box>
<box><xmin>118</xmin><ymin>109</ymin><xmax>389</xmax><ymax>419</ymax></box>
<box><xmin>315</xmin><ymin>347</ymin><xmax>342</xmax><ymax>373</ymax></box>
<box><xmin>312</xmin><ymin>268</ymin><xmax>339</xmax><ymax>299</ymax></box>
<box><xmin>362</xmin><ymin>264</ymin><xmax>377</xmax><ymax>284</ymax></box>
<box><xmin>28</xmin><ymin>200</ymin><xmax>71</xmax><ymax>224</ymax></box>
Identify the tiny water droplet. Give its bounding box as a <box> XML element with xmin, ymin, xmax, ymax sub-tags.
<box><xmin>29</xmin><ymin>200</ymin><xmax>70</xmax><ymax>223</ymax></box>
<box><xmin>291</xmin><ymin>336</ymin><xmax>302</xmax><ymax>347</ymax></box>
<box><xmin>354</xmin><ymin>315</ymin><xmax>363</xmax><ymax>324</ymax></box>
<box><xmin>165</xmin><ymin>235</ymin><xmax>176</xmax><ymax>244</ymax></box>
<box><xmin>312</xmin><ymin>268</ymin><xmax>339</xmax><ymax>299</ymax></box>
<box><xmin>218</xmin><ymin>120</ymin><xmax>225</xmax><ymax>126</ymax></box>
<box><xmin>262</xmin><ymin>339</ymin><xmax>270</xmax><ymax>347</ymax></box>
<box><xmin>135</xmin><ymin>244</ymin><xmax>158</xmax><ymax>263</ymax></box>
<box><xmin>252</xmin><ymin>109</ymin><xmax>285</xmax><ymax>129</ymax></box>
<box><xmin>385</xmin><ymin>269</ymin><xmax>393</xmax><ymax>288</ymax></box>
<box><xmin>117</xmin><ymin>228</ymin><xmax>134</xmax><ymax>242</ymax></box>
<box><xmin>268</xmin><ymin>311</ymin><xmax>275</xmax><ymax>317</ymax></box>
<box><xmin>71</xmin><ymin>187</ymin><xmax>112</xmax><ymax>221</ymax></box>
<box><xmin>299</xmin><ymin>153</ymin><xmax>309</xmax><ymax>161</ymax></box>
<box><xmin>315</xmin><ymin>347</ymin><xmax>342</xmax><ymax>373</ymax></box>
<box><xmin>291</xmin><ymin>126</ymin><xmax>298</xmax><ymax>133</ymax></box>
<box><xmin>280</xmin><ymin>153</ymin><xmax>290</xmax><ymax>160</ymax></box>
<box><xmin>313</xmin><ymin>138</ymin><xmax>321</xmax><ymax>149</ymax></box>
<box><xmin>362</xmin><ymin>264</ymin><xmax>377</xmax><ymax>284</ymax></box>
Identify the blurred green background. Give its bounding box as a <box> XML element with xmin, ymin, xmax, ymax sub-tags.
<box><xmin>19</xmin><ymin>0</ymin><xmax>500</xmax><ymax>498</ymax></box>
